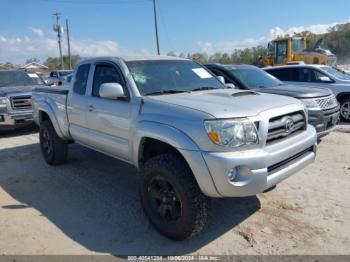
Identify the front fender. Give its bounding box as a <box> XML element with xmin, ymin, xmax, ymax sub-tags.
<box><xmin>132</xmin><ymin>120</ymin><xmax>220</xmax><ymax>197</ymax></box>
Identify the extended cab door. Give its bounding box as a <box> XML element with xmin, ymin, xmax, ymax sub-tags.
<box><xmin>67</xmin><ymin>63</ymin><xmax>93</xmax><ymax>144</ymax></box>
<box><xmin>83</xmin><ymin>61</ymin><xmax>132</xmax><ymax>162</ymax></box>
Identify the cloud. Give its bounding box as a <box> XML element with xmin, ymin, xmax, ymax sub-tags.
<box><xmin>0</xmin><ymin>27</ymin><xmax>129</xmax><ymax>64</ymax></box>
<box><xmin>198</xmin><ymin>19</ymin><xmax>350</xmax><ymax>54</ymax></box>
<box><xmin>29</xmin><ymin>27</ymin><xmax>45</xmax><ymax>38</ymax></box>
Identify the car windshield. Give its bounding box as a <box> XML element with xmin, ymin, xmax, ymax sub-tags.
<box><xmin>321</xmin><ymin>66</ymin><xmax>350</xmax><ymax>81</ymax></box>
<box><xmin>0</xmin><ymin>71</ymin><xmax>44</xmax><ymax>87</ymax></box>
<box><xmin>229</xmin><ymin>67</ymin><xmax>283</xmax><ymax>89</ymax></box>
<box><xmin>59</xmin><ymin>71</ymin><xmax>73</xmax><ymax>77</ymax></box>
<box><xmin>126</xmin><ymin>60</ymin><xmax>224</xmax><ymax>95</ymax></box>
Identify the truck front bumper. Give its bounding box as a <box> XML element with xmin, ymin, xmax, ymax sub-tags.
<box><xmin>0</xmin><ymin>112</ymin><xmax>34</xmax><ymax>130</ymax></box>
<box><xmin>200</xmin><ymin>125</ymin><xmax>317</xmax><ymax>197</ymax></box>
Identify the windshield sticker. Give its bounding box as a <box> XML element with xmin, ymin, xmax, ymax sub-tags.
<box><xmin>27</xmin><ymin>73</ymin><xmax>39</xmax><ymax>78</ymax></box>
<box><xmin>192</xmin><ymin>68</ymin><xmax>212</xmax><ymax>79</ymax></box>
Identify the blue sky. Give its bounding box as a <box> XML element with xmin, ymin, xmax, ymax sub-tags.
<box><xmin>1</xmin><ymin>0</ymin><xmax>349</xmax><ymax>64</ymax></box>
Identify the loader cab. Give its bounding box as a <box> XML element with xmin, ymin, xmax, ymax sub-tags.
<box><xmin>273</xmin><ymin>37</ymin><xmax>306</xmax><ymax>65</ymax></box>
<box><xmin>273</xmin><ymin>39</ymin><xmax>288</xmax><ymax>65</ymax></box>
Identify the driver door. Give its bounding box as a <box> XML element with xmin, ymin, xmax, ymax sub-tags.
<box><xmin>84</xmin><ymin>62</ymin><xmax>132</xmax><ymax>162</ymax></box>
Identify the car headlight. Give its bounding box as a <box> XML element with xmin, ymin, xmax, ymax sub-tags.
<box><xmin>0</xmin><ymin>97</ymin><xmax>7</xmax><ymax>108</ymax></box>
<box><xmin>300</xmin><ymin>99</ymin><xmax>320</xmax><ymax>109</ymax></box>
<box><xmin>204</xmin><ymin>118</ymin><xmax>258</xmax><ymax>147</ymax></box>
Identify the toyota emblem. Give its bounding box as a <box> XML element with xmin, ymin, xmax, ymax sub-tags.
<box><xmin>285</xmin><ymin>118</ymin><xmax>294</xmax><ymax>133</ymax></box>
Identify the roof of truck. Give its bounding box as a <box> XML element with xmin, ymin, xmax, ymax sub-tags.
<box><xmin>78</xmin><ymin>55</ymin><xmax>188</xmax><ymax>64</ymax></box>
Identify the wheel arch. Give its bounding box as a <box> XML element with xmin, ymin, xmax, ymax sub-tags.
<box><xmin>336</xmin><ymin>92</ymin><xmax>350</xmax><ymax>102</ymax></box>
<box><xmin>133</xmin><ymin>121</ymin><xmax>220</xmax><ymax>197</ymax></box>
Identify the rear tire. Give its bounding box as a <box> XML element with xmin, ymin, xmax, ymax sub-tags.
<box><xmin>39</xmin><ymin>120</ymin><xmax>68</xmax><ymax>165</ymax></box>
<box><xmin>140</xmin><ymin>154</ymin><xmax>210</xmax><ymax>240</ymax></box>
<box><xmin>340</xmin><ymin>97</ymin><xmax>350</xmax><ymax>122</ymax></box>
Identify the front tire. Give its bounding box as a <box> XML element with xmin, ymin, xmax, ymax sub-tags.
<box><xmin>39</xmin><ymin>120</ymin><xmax>68</xmax><ymax>165</ymax></box>
<box><xmin>140</xmin><ymin>154</ymin><xmax>210</xmax><ymax>240</ymax></box>
<box><xmin>340</xmin><ymin>97</ymin><xmax>350</xmax><ymax>122</ymax></box>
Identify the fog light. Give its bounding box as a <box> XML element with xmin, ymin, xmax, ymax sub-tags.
<box><xmin>227</xmin><ymin>168</ymin><xmax>237</xmax><ymax>182</ymax></box>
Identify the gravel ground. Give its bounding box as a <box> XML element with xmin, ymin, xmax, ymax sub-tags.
<box><xmin>0</xmin><ymin>124</ymin><xmax>349</xmax><ymax>256</ymax></box>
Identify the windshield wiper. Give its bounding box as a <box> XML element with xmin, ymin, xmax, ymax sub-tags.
<box><xmin>191</xmin><ymin>86</ymin><xmax>218</xmax><ymax>92</ymax></box>
<box><xmin>146</xmin><ymin>89</ymin><xmax>190</xmax><ymax>96</ymax></box>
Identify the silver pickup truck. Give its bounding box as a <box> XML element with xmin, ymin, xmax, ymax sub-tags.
<box><xmin>32</xmin><ymin>56</ymin><xmax>317</xmax><ymax>240</ymax></box>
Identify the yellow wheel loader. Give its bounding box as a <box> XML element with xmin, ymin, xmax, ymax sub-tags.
<box><xmin>259</xmin><ymin>36</ymin><xmax>337</xmax><ymax>67</ymax></box>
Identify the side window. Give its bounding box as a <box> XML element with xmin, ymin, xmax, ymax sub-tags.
<box><xmin>267</xmin><ymin>68</ymin><xmax>297</xmax><ymax>81</ymax></box>
<box><xmin>298</xmin><ymin>68</ymin><xmax>316</xmax><ymax>82</ymax></box>
<box><xmin>314</xmin><ymin>70</ymin><xmax>329</xmax><ymax>82</ymax></box>
<box><xmin>92</xmin><ymin>64</ymin><xmax>125</xmax><ymax>97</ymax></box>
<box><xmin>73</xmin><ymin>64</ymin><xmax>91</xmax><ymax>95</ymax></box>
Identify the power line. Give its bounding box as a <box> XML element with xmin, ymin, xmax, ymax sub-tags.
<box><xmin>53</xmin><ymin>12</ymin><xmax>65</xmax><ymax>70</ymax></box>
<box><xmin>153</xmin><ymin>0</ymin><xmax>160</xmax><ymax>55</ymax></box>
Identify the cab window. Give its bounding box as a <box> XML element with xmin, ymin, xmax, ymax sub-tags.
<box><xmin>73</xmin><ymin>64</ymin><xmax>90</xmax><ymax>95</ymax></box>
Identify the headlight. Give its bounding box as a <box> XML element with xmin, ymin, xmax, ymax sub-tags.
<box><xmin>301</xmin><ymin>99</ymin><xmax>320</xmax><ymax>109</ymax></box>
<box><xmin>0</xmin><ymin>97</ymin><xmax>7</xmax><ymax>108</ymax></box>
<box><xmin>204</xmin><ymin>118</ymin><xmax>258</xmax><ymax>147</ymax></box>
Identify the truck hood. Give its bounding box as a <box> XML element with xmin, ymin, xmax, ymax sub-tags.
<box><xmin>257</xmin><ymin>85</ymin><xmax>332</xmax><ymax>99</ymax></box>
<box><xmin>148</xmin><ymin>89</ymin><xmax>301</xmax><ymax>118</ymax></box>
<box><xmin>0</xmin><ymin>85</ymin><xmax>37</xmax><ymax>96</ymax></box>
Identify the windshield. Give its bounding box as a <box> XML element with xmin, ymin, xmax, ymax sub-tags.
<box><xmin>292</xmin><ymin>39</ymin><xmax>304</xmax><ymax>53</ymax></box>
<box><xmin>229</xmin><ymin>67</ymin><xmax>283</xmax><ymax>89</ymax></box>
<box><xmin>321</xmin><ymin>66</ymin><xmax>350</xmax><ymax>81</ymax></box>
<box><xmin>0</xmin><ymin>71</ymin><xmax>44</xmax><ymax>87</ymax></box>
<box><xmin>59</xmin><ymin>71</ymin><xmax>73</xmax><ymax>77</ymax></box>
<box><xmin>126</xmin><ymin>60</ymin><xmax>224</xmax><ymax>95</ymax></box>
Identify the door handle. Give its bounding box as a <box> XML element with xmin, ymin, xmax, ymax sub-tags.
<box><xmin>88</xmin><ymin>105</ymin><xmax>94</xmax><ymax>112</ymax></box>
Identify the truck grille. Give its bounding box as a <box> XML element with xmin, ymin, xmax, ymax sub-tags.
<box><xmin>315</xmin><ymin>95</ymin><xmax>338</xmax><ymax>110</ymax></box>
<box><xmin>10</xmin><ymin>95</ymin><xmax>33</xmax><ymax>111</ymax></box>
<box><xmin>267</xmin><ymin>111</ymin><xmax>306</xmax><ymax>144</ymax></box>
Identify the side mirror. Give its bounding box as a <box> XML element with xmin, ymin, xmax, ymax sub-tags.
<box><xmin>217</xmin><ymin>76</ymin><xmax>225</xmax><ymax>84</ymax></box>
<box><xmin>319</xmin><ymin>76</ymin><xmax>333</xmax><ymax>83</ymax></box>
<box><xmin>99</xmin><ymin>83</ymin><xmax>125</xmax><ymax>99</ymax></box>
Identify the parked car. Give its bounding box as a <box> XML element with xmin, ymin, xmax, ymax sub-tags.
<box><xmin>48</xmin><ymin>70</ymin><xmax>73</xmax><ymax>86</ymax></box>
<box><xmin>32</xmin><ymin>56</ymin><xmax>317</xmax><ymax>240</ymax></box>
<box><xmin>205</xmin><ymin>64</ymin><xmax>340</xmax><ymax>137</ymax></box>
<box><xmin>264</xmin><ymin>64</ymin><xmax>350</xmax><ymax>121</ymax></box>
<box><xmin>0</xmin><ymin>70</ymin><xmax>43</xmax><ymax>130</ymax></box>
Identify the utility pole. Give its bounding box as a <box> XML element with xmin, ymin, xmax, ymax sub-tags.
<box><xmin>152</xmin><ymin>0</ymin><xmax>160</xmax><ymax>55</ymax></box>
<box><xmin>53</xmin><ymin>12</ymin><xmax>64</xmax><ymax>70</ymax></box>
<box><xmin>66</xmin><ymin>19</ymin><xmax>72</xmax><ymax>70</ymax></box>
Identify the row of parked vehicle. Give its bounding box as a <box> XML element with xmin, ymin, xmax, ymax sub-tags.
<box><xmin>0</xmin><ymin>56</ymin><xmax>348</xmax><ymax>240</ymax></box>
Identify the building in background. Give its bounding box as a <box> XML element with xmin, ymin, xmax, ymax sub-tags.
<box><xmin>19</xmin><ymin>62</ymin><xmax>49</xmax><ymax>74</ymax></box>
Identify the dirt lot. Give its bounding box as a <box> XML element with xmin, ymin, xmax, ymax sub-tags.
<box><xmin>0</xmin><ymin>124</ymin><xmax>349</xmax><ymax>256</ymax></box>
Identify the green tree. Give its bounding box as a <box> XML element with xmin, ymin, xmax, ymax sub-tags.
<box><xmin>44</xmin><ymin>55</ymin><xmax>81</xmax><ymax>71</ymax></box>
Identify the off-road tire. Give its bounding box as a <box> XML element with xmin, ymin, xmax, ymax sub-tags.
<box><xmin>39</xmin><ymin>120</ymin><xmax>68</xmax><ymax>165</ymax></box>
<box><xmin>140</xmin><ymin>154</ymin><xmax>210</xmax><ymax>240</ymax></box>
<box><xmin>340</xmin><ymin>97</ymin><xmax>350</xmax><ymax>122</ymax></box>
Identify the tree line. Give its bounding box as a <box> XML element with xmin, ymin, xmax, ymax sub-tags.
<box><xmin>1</xmin><ymin>22</ymin><xmax>350</xmax><ymax>71</ymax></box>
